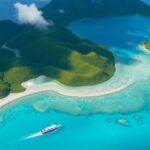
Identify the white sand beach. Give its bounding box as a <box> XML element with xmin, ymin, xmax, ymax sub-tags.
<box><xmin>1</xmin><ymin>42</ymin><xmax>150</xmax><ymax>109</ymax></box>
<box><xmin>0</xmin><ymin>61</ymin><xmax>134</xmax><ymax>108</ymax></box>
<box><xmin>139</xmin><ymin>44</ymin><xmax>150</xmax><ymax>54</ymax></box>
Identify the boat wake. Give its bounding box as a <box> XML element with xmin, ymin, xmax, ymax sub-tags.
<box><xmin>21</xmin><ymin>131</ymin><xmax>43</xmax><ymax>141</ymax></box>
<box><xmin>18</xmin><ymin>124</ymin><xmax>62</xmax><ymax>142</ymax></box>
<box><xmin>25</xmin><ymin>132</ymin><xmax>42</xmax><ymax>139</ymax></box>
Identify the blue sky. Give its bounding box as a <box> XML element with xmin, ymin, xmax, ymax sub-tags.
<box><xmin>0</xmin><ymin>0</ymin><xmax>50</xmax><ymax>21</ymax></box>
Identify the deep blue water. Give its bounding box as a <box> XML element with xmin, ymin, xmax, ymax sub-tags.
<box><xmin>1</xmin><ymin>15</ymin><xmax>150</xmax><ymax>150</ymax></box>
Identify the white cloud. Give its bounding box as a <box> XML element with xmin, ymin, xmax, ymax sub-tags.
<box><xmin>14</xmin><ymin>3</ymin><xmax>52</xmax><ymax>30</ymax></box>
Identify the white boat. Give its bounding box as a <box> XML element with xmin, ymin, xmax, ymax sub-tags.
<box><xmin>41</xmin><ymin>124</ymin><xmax>62</xmax><ymax>134</ymax></box>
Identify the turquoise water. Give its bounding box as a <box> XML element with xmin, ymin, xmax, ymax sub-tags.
<box><xmin>1</xmin><ymin>15</ymin><xmax>150</xmax><ymax>150</ymax></box>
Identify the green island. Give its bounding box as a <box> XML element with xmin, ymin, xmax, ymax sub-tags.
<box><xmin>1</xmin><ymin>0</ymin><xmax>150</xmax><ymax>98</ymax></box>
<box><xmin>144</xmin><ymin>40</ymin><xmax>150</xmax><ymax>51</ymax></box>
<box><xmin>0</xmin><ymin>22</ymin><xmax>115</xmax><ymax>98</ymax></box>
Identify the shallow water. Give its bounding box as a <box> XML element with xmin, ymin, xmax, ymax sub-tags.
<box><xmin>1</xmin><ymin>97</ymin><xmax>150</xmax><ymax>150</ymax></box>
<box><xmin>1</xmin><ymin>15</ymin><xmax>150</xmax><ymax>149</ymax></box>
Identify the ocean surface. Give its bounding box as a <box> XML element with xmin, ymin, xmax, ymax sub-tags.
<box><xmin>1</xmin><ymin>15</ymin><xmax>150</xmax><ymax>150</ymax></box>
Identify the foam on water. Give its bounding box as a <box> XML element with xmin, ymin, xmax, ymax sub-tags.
<box><xmin>23</xmin><ymin>132</ymin><xmax>43</xmax><ymax>140</ymax></box>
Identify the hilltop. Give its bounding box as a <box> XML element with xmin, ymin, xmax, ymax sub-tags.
<box><xmin>0</xmin><ymin>23</ymin><xmax>115</xmax><ymax>98</ymax></box>
<box><xmin>42</xmin><ymin>0</ymin><xmax>150</xmax><ymax>25</ymax></box>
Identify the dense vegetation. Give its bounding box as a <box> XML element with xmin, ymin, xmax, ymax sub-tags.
<box><xmin>7</xmin><ymin>26</ymin><xmax>115</xmax><ymax>87</ymax></box>
<box><xmin>0</xmin><ymin>20</ymin><xmax>115</xmax><ymax>97</ymax></box>
<box><xmin>0</xmin><ymin>48</ymin><xmax>39</xmax><ymax>95</ymax></box>
<box><xmin>144</xmin><ymin>40</ymin><xmax>150</xmax><ymax>51</ymax></box>
<box><xmin>0</xmin><ymin>20</ymin><xmax>22</xmax><ymax>46</ymax></box>
<box><xmin>4</xmin><ymin>0</ymin><xmax>150</xmax><ymax>97</ymax></box>
<box><xmin>42</xmin><ymin>0</ymin><xmax>150</xmax><ymax>25</ymax></box>
<box><xmin>0</xmin><ymin>81</ymin><xmax>10</xmax><ymax>98</ymax></box>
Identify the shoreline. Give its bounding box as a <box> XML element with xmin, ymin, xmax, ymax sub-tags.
<box><xmin>1</xmin><ymin>43</ymin><xmax>148</xmax><ymax>110</ymax></box>
<box><xmin>0</xmin><ymin>81</ymin><xmax>132</xmax><ymax>109</ymax></box>
<box><xmin>2</xmin><ymin>43</ymin><xmax>149</xmax><ymax>110</ymax></box>
<box><xmin>139</xmin><ymin>44</ymin><xmax>150</xmax><ymax>54</ymax></box>
<box><xmin>0</xmin><ymin>62</ymin><xmax>133</xmax><ymax>109</ymax></box>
